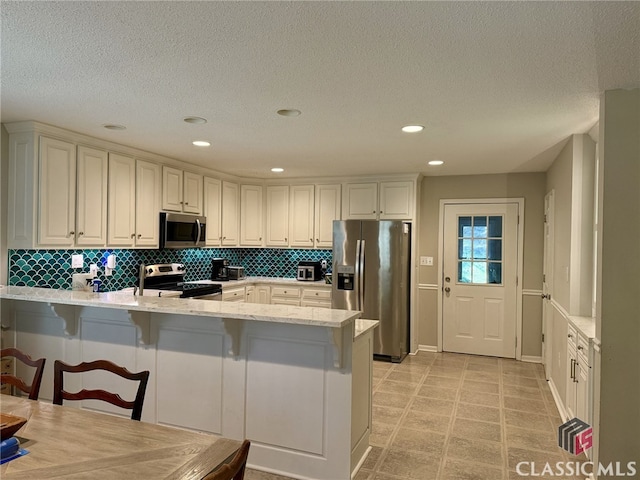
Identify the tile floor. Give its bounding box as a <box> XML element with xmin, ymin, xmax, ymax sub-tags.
<box><xmin>245</xmin><ymin>352</ymin><xmax>587</xmax><ymax>480</ymax></box>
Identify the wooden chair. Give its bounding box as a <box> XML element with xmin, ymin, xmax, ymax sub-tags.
<box><xmin>1</xmin><ymin>347</ymin><xmax>46</xmax><ymax>400</ymax></box>
<box><xmin>202</xmin><ymin>440</ymin><xmax>251</xmax><ymax>480</ymax></box>
<box><xmin>53</xmin><ymin>359</ymin><xmax>149</xmax><ymax>421</ymax></box>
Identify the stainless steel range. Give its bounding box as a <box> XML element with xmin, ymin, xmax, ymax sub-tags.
<box><xmin>139</xmin><ymin>263</ymin><xmax>222</xmax><ymax>300</ymax></box>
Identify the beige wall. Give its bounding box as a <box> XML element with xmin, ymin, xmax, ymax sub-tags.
<box><xmin>595</xmin><ymin>88</ymin><xmax>640</xmax><ymax>472</ymax></box>
<box><xmin>1</xmin><ymin>124</ymin><xmax>8</xmax><ymax>285</ymax></box>
<box><xmin>546</xmin><ymin>140</ymin><xmax>573</xmax><ymax>311</ymax></box>
<box><xmin>417</xmin><ymin>173</ymin><xmax>546</xmax><ymax>356</ymax></box>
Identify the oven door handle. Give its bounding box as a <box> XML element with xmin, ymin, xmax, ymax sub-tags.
<box><xmin>195</xmin><ymin>219</ymin><xmax>202</xmax><ymax>247</ymax></box>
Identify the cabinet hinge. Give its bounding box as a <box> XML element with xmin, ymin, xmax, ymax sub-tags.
<box><xmin>544</xmin><ymin>214</ymin><xmax>547</xmax><ymax>223</ymax></box>
<box><xmin>515</xmin><ymin>336</ymin><xmax>518</xmax><ymax>348</ymax></box>
<box><xmin>543</xmin><ymin>274</ymin><xmax>546</xmax><ymax>283</ymax></box>
<box><xmin>542</xmin><ymin>333</ymin><xmax>545</xmax><ymax>343</ymax></box>
<box><xmin>518</xmin><ymin>215</ymin><xmax>520</xmax><ymax>225</ymax></box>
<box><xmin>516</xmin><ymin>276</ymin><xmax>518</xmax><ymax>286</ymax></box>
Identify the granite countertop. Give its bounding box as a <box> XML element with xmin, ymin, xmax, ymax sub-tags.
<box><xmin>568</xmin><ymin>315</ymin><xmax>596</xmax><ymax>339</ymax></box>
<box><xmin>0</xmin><ymin>286</ymin><xmax>359</xmax><ymax>329</ymax></box>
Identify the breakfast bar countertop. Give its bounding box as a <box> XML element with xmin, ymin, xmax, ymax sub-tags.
<box><xmin>0</xmin><ymin>285</ymin><xmax>359</xmax><ymax>328</ymax></box>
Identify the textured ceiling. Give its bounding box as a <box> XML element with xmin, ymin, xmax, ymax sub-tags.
<box><xmin>2</xmin><ymin>1</ymin><xmax>639</xmax><ymax>179</ymax></box>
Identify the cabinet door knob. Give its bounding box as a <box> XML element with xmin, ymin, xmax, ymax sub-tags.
<box><xmin>69</xmin><ymin>231</ymin><xmax>75</xmax><ymax>236</ymax></box>
<box><xmin>185</xmin><ymin>202</ymin><xmax>189</xmax><ymax>205</ymax></box>
<box><xmin>78</xmin><ymin>232</ymin><xmax>84</xmax><ymax>236</ymax></box>
<box><xmin>138</xmin><ymin>234</ymin><xmax>142</xmax><ymax>238</ymax></box>
<box><xmin>131</xmin><ymin>233</ymin><xmax>135</xmax><ymax>238</ymax></box>
<box><xmin>316</xmin><ymin>238</ymin><xmax>319</xmax><ymax>242</ymax></box>
<box><xmin>577</xmin><ymin>345</ymin><xmax>583</xmax><ymax>350</ymax></box>
<box><xmin>568</xmin><ymin>334</ymin><xmax>573</xmax><ymax>338</ymax></box>
<box><xmin>285</xmin><ymin>237</ymin><xmax>288</xmax><ymax>241</ymax></box>
<box><xmin>372</xmin><ymin>210</ymin><xmax>376</xmax><ymax>213</ymax></box>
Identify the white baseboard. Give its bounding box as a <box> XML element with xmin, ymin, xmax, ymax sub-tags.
<box><xmin>520</xmin><ymin>355</ymin><xmax>543</xmax><ymax>363</ymax></box>
<box><xmin>547</xmin><ymin>377</ymin><xmax>567</xmax><ymax>420</ymax></box>
<box><xmin>416</xmin><ymin>345</ymin><xmax>438</xmax><ymax>353</ymax></box>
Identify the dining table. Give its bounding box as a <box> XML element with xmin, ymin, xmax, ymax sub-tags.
<box><xmin>0</xmin><ymin>395</ymin><xmax>242</xmax><ymax>479</ymax></box>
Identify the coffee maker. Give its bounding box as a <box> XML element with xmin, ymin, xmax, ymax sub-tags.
<box><xmin>211</xmin><ymin>258</ymin><xmax>230</xmax><ymax>281</ymax></box>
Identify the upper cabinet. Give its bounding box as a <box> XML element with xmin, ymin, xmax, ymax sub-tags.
<box><xmin>204</xmin><ymin>177</ymin><xmax>222</xmax><ymax>246</ymax></box>
<box><xmin>7</xmin><ymin>132</ymin><xmax>109</xmax><ymax>248</ymax></box>
<box><xmin>266</xmin><ymin>185</ymin><xmax>290</xmax><ymax>247</ymax></box>
<box><xmin>162</xmin><ymin>166</ymin><xmax>203</xmax><ymax>214</ymax></box>
<box><xmin>135</xmin><ymin>160</ymin><xmax>162</xmax><ymax>247</ymax></box>
<box><xmin>38</xmin><ymin>137</ymin><xmax>78</xmax><ymax>246</ymax></box>
<box><xmin>240</xmin><ymin>185</ymin><xmax>263</xmax><ymax>246</ymax></box>
<box><xmin>108</xmin><ymin>155</ymin><xmax>162</xmax><ymax>248</ymax></box>
<box><xmin>221</xmin><ymin>181</ymin><xmax>240</xmax><ymax>246</ymax></box>
<box><xmin>314</xmin><ymin>184</ymin><xmax>341</xmax><ymax>248</ymax></box>
<box><xmin>76</xmin><ymin>146</ymin><xmax>109</xmax><ymax>246</ymax></box>
<box><xmin>266</xmin><ymin>183</ymin><xmax>341</xmax><ymax>248</ymax></box>
<box><xmin>289</xmin><ymin>185</ymin><xmax>314</xmax><ymax>248</ymax></box>
<box><xmin>107</xmin><ymin>153</ymin><xmax>136</xmax><ymax>246</ymax></box>
<box><xmin>342</xmin><ymin>181</ymin><xmax>414</xmax><ymax>220</ymax></box>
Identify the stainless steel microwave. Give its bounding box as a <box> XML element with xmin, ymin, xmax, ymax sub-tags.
<box><xmin>159</xmin><ymin>212</ymin><xmax>206</xmax><ymax>248</ymax></box>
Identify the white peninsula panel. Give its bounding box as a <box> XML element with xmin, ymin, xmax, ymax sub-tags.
<box><xmin>0</xmin><ymin>287</ymin><xmax>374</xmax><ymax>480</ymax></box>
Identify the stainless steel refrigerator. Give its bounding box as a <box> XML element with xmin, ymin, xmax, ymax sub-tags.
<box><xmin>332</xmin><ymin>220</ymin><xmax>411</xmax><ymax>362</ymax></box>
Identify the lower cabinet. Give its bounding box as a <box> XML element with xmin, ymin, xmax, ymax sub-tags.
<box><xmin>271</xmin><ymin>287</ymin><xmax>301</xmax><ymax>306</ymax></box>
<box><xmin>222</xmin><ymin>286</ymin><xmax>246</xmax><ymax>303</ymax></box>
<box><xmin>301</xmin><ymin>288</ymin><xmax>332</xmax><ymax>308</ymax></box>
<box><xmin>566</xmin><ymin>321</ymin><xmax>593</xmax><ymax>456</ymax></box>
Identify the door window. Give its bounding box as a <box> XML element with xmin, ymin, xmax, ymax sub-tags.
<box><xmin>457</xmin><ymin>215</ymin><xmax>503</xmax><ymax>284</ymax></box>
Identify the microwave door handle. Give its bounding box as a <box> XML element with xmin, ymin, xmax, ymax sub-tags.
<box><xmin>195</xmin><ymin>219</ymin><xmax>202</xmax><ymax>246</ymax></box>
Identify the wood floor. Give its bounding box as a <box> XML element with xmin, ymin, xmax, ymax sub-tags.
<box><xmin>245</xmin><ymin>351</ymin><xmax>588</xmax><ymax>480</ymax></box>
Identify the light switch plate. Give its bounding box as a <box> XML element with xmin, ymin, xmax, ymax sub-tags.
<box><xmin>71</xmin><ymin>254</ymin><xmax>83</xmax><ymax>268</ymax></box>
<box><xmin>420</xmin><ymin>256</ymin><xmax>434</xmax><ymax>266</ymax></box>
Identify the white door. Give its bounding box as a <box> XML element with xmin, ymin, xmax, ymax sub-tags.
<box><xmin>204</xmin><ymin>177</ymin><xmax>222</xmax><ymax>246</ymax></box>
<box><xmin>542</xmin><ymin>191</ymin><xmax>555</xmax><ymax>378</ymax></box>
<box><xmin>107</xmin><ymin>153</ymin><xmax>136</xmax><ymax>246</ymax></box>
<box><xmin>135</xmin><ymin>160</ymin><xmax>161</xmax><ymax>247</ymax></box>
<box><xmin>240</xmin><ymin>184</ymin><xmax>263</xmax><ymax>246</ymax></box>
<box><xmin>289</xmin><ymin>185</ymin><xmax>314</xmax><ymax>247</ymax></box>
<box><xmin>443</xmin><ymin>203</ymin><xmax>519</xmax><ymax>357</ymax></box>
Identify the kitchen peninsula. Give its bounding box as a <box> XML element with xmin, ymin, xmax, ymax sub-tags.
<box><xmin>0</xmin><ymin>286</ymin><xmax>377</xmax><ymax>480</ymax></box>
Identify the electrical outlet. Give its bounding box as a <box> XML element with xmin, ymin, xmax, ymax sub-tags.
<box><xmin>71</xmin><ymin>254</ymin><xmax>83</xmax><ymax>268</ymax></box>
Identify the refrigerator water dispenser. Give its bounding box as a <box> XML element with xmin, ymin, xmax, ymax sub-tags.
<box><xmin>336</xmin><ymin>265</ymin><xmax>355</xmax><ymax>290</ymax></box>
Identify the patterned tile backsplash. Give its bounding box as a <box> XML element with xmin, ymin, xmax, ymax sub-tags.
<box><xmin>8</xmin><ymin>248</ymin><xmax>332</xmax><ymax>291</ymax></box>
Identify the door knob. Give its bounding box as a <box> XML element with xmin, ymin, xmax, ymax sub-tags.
<box><xmin>541</xmin><ymin>293</ymin><xmax>551</xmax><ymax>300</ymax></box>
<box><xmin>444</xmin><ymin>287</ymin><xmax>451</xmax><ymax>293</ymax></box>
<box><xmin>445</xmin><ymin>276</ymin><xmax>450</xmax><ymax>283</ymax></box>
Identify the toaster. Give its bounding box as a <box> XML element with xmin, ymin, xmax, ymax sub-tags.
<box><xmin>227</xmin><ymin>266</ymin><xmax>246</xmax><ymax>280</ymax></box>
<box><xmin>297</xmin><ymin>261</ymin><xmax>323</xmax><ymax>281</ymax></box>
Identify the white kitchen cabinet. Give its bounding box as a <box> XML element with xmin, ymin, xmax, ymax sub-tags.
<box><xmin>38</xmin><ymin>136</ymin><xmax>77</xmax><ymax>246</ymax></box>
<box><xmin>240</xmin><ymin>184</ymin><xmax>263</xmax><ymax>246</ymax></box>
<box><xmin>222</xmin><ymin>181</ymin><xmax>240</xmax><ymax>246</ymax></box>
<box><xmin>301</xmin><ymin>287</ymin><xmax>332</xmax><ymax>308</ymax></box>
<box><xmin>566</xmin><ymin>322</ymin><xmax>593</xmax><ymax>440</ymax></box>
<box><xmin>108</xmin><ymin>153</ymin><xmax>136</xmax><ymax>246</ymax></box>
<box><xmin>289</xmin><ymin>185</ymin><xmax>315</xmax><ymax>248</ymax></box>
<box><xmin>246</xmin><ymin>286</ymin><xmax>256</xmax><ymax>303</ymax></box>
<box><xmin>256</xmin><ymin>285</ymin><xmax>271</xmax><ymax>304</ymax></box>
<box><xmin>222</xmin><ymin>285</ymin><xmax>246</xmax><ymax>302</ymax></box>
<box><xmin>314</xmin><ymin>184</ymin><xmax>341</xmax><ymax>248</ymax></box>
<box><xmin>266</xmin><ymin>185</ymin><xmax>289</xmax><ymax>247</ymax></box>
<box><xmin>342</xmin><ymin>180</ymin><xmax>414</xmax><ymax>220</ymax></box>
<box><xmin>270</xmin><ymin>286</ymin><xmax>301</xmax><ymax>306</ymax></box>
<box><xmin>75</xmin><ymin>145</ymin><xmax>108</xmax><ymax>246</ymax></box>
<box><xmin>162</xmin><ymin>166</ymin><xmax>203</xmax><ymax>214</ymax></box>
<box><xmin>135</xmin><ymin>160</ymin><xmax>162</xmax><ymax>247</ymax></box>
<box><xmin>162</xmin><ymin>166</ymin><xmax>183</xmax><ymax>212</ymax></box>
<box><xmin>183</xmin><ymin>171</ymin><xmax>203</xmax><ymax>214</ymax></box>
<box><xmin>204</xmin><ymin>177</ymin><xmax>222</xmax><ymax>246</ymax></box>
<box><xmin>342</xmin><ymin>182</ymin><xmax>378</xmax><ymax>220</ymax></box>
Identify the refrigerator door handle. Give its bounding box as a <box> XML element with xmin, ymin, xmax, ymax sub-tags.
<box><xmin>355</xmin><ymin>239</ymin><xmax>362</xmax><ymax>310</ymax></box>
<box><xmin>359</xmin><ymin>239</ymin><xmax>366</xmax><ymax>311</ymax></box>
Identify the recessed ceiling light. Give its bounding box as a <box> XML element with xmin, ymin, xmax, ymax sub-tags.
<box><xmin>183</xmin><ymin>116</ymin><xmax>207</xmax><ymax>124</ymax></box>
<box><xmin>277</xmin><ymin>109</ymin><xmax>301</xmax><ymax>117</ymax></box>
<box><xmin>428</xmin><ymin>160</ymin><xmax>444</xmax><ymax>166</ymax></box>
<box><xmin>401</xmin><ymin>125</ymin><xmax>424</xmax><ymax>133</ymax></box>
<box><xmin>192</xmin><ymin>141</ymin><xmax>211</xmax><ymax>147</ymax></box>
<box><xmin>271</xmin><ymin>167</ymin><xmax>284</xmax><ymax>173</ymax></box>
<box><xmin>103</xmin><ymin>124</ymin><xmax>126</xmax><ymax>130</ymax></box>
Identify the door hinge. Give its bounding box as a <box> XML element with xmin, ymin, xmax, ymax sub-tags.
<box><xmin>518</xmin><ymin>215</ymin><xmax>520</xmax><ymax>225</ymax></box>
<box><xmin>543</xmin><ymin>274</ymin><xmax>546</xmax><ymax>282</ymax></box>
<box><xmin>544</xmin><ymin>214</ymin><xmax>547</xmax><ymax>223</ymax></box>
<box><xmin>516</xmin><ymin>276</ymin><xmax>518</xmax><ymax>286</ymax></box>
<box><xmin>542</xmin><ymin>333</ymin><xmax>545</xmax><ymax>343</ymax></box>
<box><xmin>515</xmin><ymin>336</ymin><xmax>518</xmax><ymax>348</ymax></box>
